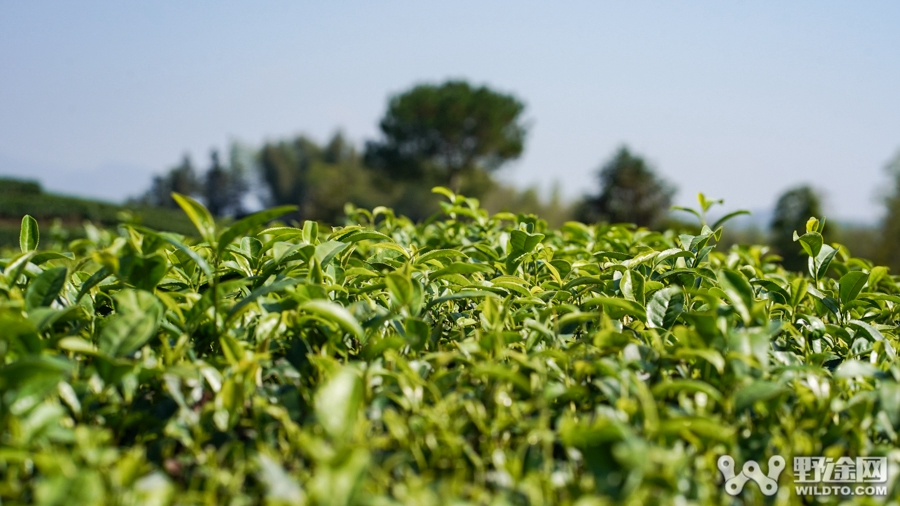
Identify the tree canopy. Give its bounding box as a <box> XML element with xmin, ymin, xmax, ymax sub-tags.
<box><xmin>577</xmin><ymin>146</ymin><xmax>675</xmax><ymax>228</ymax></box>
<box><xmin>258</xmin><ymin>133</ymin><xmax>393</xmax><ymax>223</ymax></box>
<box><xmin>137</xmin><ymin>151</ymin><xmax>248</xmax><ymax>218</ymax></box>
<box><xmin>258</xmin><ymin>137</ymin><xmax>317</xmax><ymax>219</ymax></box>
<box><xmin>877</xmin><ymin>151</ymin><xmax>900</xmax><ymax>271</ymax></box>
<box><xmin>770</xmin><ymin>185</ymin><xmax>824</xmax><ymax>272</ymax></box>
<box><xmin>137</xmin><ymin>155</ymin><xmax>201</xmax><ymax>209</ymax></box>
<box><xmin>364</xmin><ymin>80</ymin><xmax>526</xmax><ymax>194</ymax></box>
<box><xmin>204</xmin><ymin>149</ymin><xmax>248</xmax><ymax>218</ymax></box>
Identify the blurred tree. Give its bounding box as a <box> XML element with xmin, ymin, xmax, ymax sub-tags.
<box><xmin>877</xmin><ymin>152</ymin><xmax>900</xmax><ymax>271</ymax></box>
<box><xmin>138</xmin><ymin>155</ymin><xmax>201</xmax><ymax>208</ymax></box>
<box><xmin>577</xmin><ymin>146</ymin><xmax>675</xmax><ymax>228</ymax></box>
<box><xmin>322</xmin><ymin>131</ymin><xmax>355</xmax><ymax>165</ymax></box>
<box><xmin>203</xmin><ymin>149</ymin><xmax>249</xmax><ymax>218</ymax></box>
<box><xmin>306</xmin><ymin>134</ymin><xmax>393</xmax><ymax>223</ymax></box>
<box><xmin>258</xmin><ymin>137</ymin><xmax>319</xmax><ymax>220</ymax></box>
<box><xmin>364</xmin><ymin>80</ymin><xmax>527</xmax><ymax>195</ymax></box>
<box><xmin>770</xmin><ymin>185</ymin><xmax>824</xmax><ymax>272</ymax></box>
<box><xmin>834</xmin><ymin>225</ymin><xmax>879</xmax><ymax>264</ymax></box>
<box><xmin>258</xmin><ymin>132</ymin><xmax>393</xmax><ymax>223</ymax></box>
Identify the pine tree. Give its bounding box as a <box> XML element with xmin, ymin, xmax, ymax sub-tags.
<box><xmin>578</xmin><ymin>146</ymin><xmax>675</xmax><ymax>228</ymax></box>
<box><xmin>770</xmin><ymin>185</ymin><xmax>824</xmax><ymax>272</ymax></box>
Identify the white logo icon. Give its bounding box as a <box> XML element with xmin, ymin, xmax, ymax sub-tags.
<box><xmin>718</xmin><ymin>455</ymin><xmax>785</xmax><ymax>496</ymax></box>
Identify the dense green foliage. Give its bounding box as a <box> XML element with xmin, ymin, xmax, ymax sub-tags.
<box><xmin>1</xmin><ymin>189</ymin><xmax>898</xmax><ymax>505</ymax></box>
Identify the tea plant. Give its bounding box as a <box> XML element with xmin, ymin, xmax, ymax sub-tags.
<box><xmin>0</xmin><ymin>189</ymin><xmax>898</xmax><ymax>505</ymax></box>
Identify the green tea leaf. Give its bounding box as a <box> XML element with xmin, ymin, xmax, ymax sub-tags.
<box><xmin>217</xmin><ymin>205</ymin><xmax>297</xmax><ymax>256</ymax></box>
<box><xmin>385</xmin><ymin>272</ymin><xmax>414</xmax><ymax>308</ymax></box>
<box><xmin>834</xmin><ymin>360</ymin><xmax>879</xmax><ymax>379</ymax></box>
<box><xmin>134</xmin><ymin>227</ymin><xmax>214</xmax><ymax>280</ymax></box>
<box><xmin>315</xmin><ymin>240</ymin><xmax>349</xmax><ymax>266</ymax></box>
<box><xmin>426</xmin><ymin>290</ymin><xmax>499</xmax><ymax>309</ymax></box>
<box><xmin>646</xmin><ymin>286</ymin><xmax>683</xmax><ymax>329</ymax></box>
<box><xmin>300</xmin><ymin>300</ymin><xmax>364</xmax><ymax>341</ymax></box>
<box><xmin>674</xmin><ymin>348</ymin><xmax>725</xmax><ymax>373</ymax></box>
<box><xmin>415</xmin><ymin>249</ymin><xmax>468</xmax><ymax>264</ymax></box>
<box><xmin>19</xmin><ymin>215</ymin><xmax>39</xmax><ymax>253</ymax></box>
<box><xmin>256</xmin><ymin>454</ymin><xmax>305</xmax><ymax>504</ymax></box>
<box><xmin>227</xmin><ymin>277</ymin><xmax>301</xmax><ymax>321</ymax></box>
<box><xmin>868</xmin><ymin>266</ymin><xmax>888</xmax><ymax>290</ymax></box>
<box><xmin>620</xmin><ymin>270</ymin><xmax>645</xmax><ymax>306</ymax></box>
<box><xmin>652</xmin><ymin>379</ymin><xmax>723</xmax><ymax>403</ymax></box>
<box><xmin>838</xmin><ymin>271</ymin><xmax>867</xmax><ymax>305</ymax></box>
<box><xmin>509</xmin><ymin>230</ymin><xmax>544</xmax><ymax>253</ymax></box>
<box><xmin>75</xmin><ymin>267</ymin><xmax>112</xmax><ymax>302</ymax></box>
<box><xmin>25</xmin><ymin>267</ymin><xmax>67</xmax><ymax>310</ymax></box>
<box><xmin>31</xmin><ymin>251</ymin><xmax>73</xmax><ymax>265</ymax></box>
<box><xmin>711</xmin><ymin>210</ymin><xmax>751</xmax><ymax>230</ymax></box>
<box><xmin>734</xmin><ymin>381</ymin><xmax>788</xmax><ymax>411</ymax></box>
<box><xmin>172</xmin><ymin>192</ymin><xmax>217</xmax><ymax>244</ymax></box>
<box><xmin>718</xmin><ymin>269</ymin><xmax>754</xmax><ymax>324</ymax></box>
<box><xmin>0</xmin><ymin>356</ymin><xmax>72</xmax><ymax>393</ymax></box>
<box><xmin>119</xmin><ymin>253</ymin><xmax>169</xmax><ymax>291</ymax></box>
<box><xmin>811</xmin><ymin>244</ymin><xmax>838</xmax><ymax>281</ymax></box>
<box><xmin>315</xmin><ymin>365</ymin><xmax>363</xmax><ymax>440</ymax></box>
<box><xmin>98</xmin><ymin>290</ymin><xmax>162</xmax><ymax>356</ymax></box>
<box><xmin>582</xmin><ymin>296</ymin><xmax>647</xmax><ymax>320</ymax></box>
<box><xmin>796</xmin><ymin>231</ymin><xmax>823</xmax><ymax>258</ymax></box>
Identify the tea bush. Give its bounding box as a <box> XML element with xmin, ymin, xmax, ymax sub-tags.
<box><xmin>0</xmin><ymin>189</ymin><xmax>898</xmax><ymax>505</ymax></box>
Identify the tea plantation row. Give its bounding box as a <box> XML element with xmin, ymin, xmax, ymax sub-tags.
<box><xmin>0</xmin><ymin>189</ymin><xmax>898</xmax><ymax>505</ymax></box>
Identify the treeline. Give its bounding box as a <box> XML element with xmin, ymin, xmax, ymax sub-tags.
<box><xmin>134</xmin><ymin>133</ymin><xmax>573</xmax><ymax>227</ymax></box>
<box><xmin>134</xmin><ymin>79</ymin><xmax>900</xmax><ymax>271</ymax></box>
<box><xmin>134</xmin><ymin>81</ymin><xmax>571</xmax><ymax>226</ymax></box>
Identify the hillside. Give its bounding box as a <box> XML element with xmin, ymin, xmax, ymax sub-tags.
<box><xmin>0</xmin><ymin>177</ymin><xmax>196</xmax><ymax>246</ymax></box>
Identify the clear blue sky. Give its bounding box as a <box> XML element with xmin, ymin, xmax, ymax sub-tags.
<box><xmin>1</xmin><ymin>1</ymin><xmax>898</xmax><ymax>222</ymax></box>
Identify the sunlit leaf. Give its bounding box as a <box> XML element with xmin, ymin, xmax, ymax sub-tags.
<box><xmin>19</xmin><ymin>215</ymin><xmax>39</xmax><ymax>253</ymax></box>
